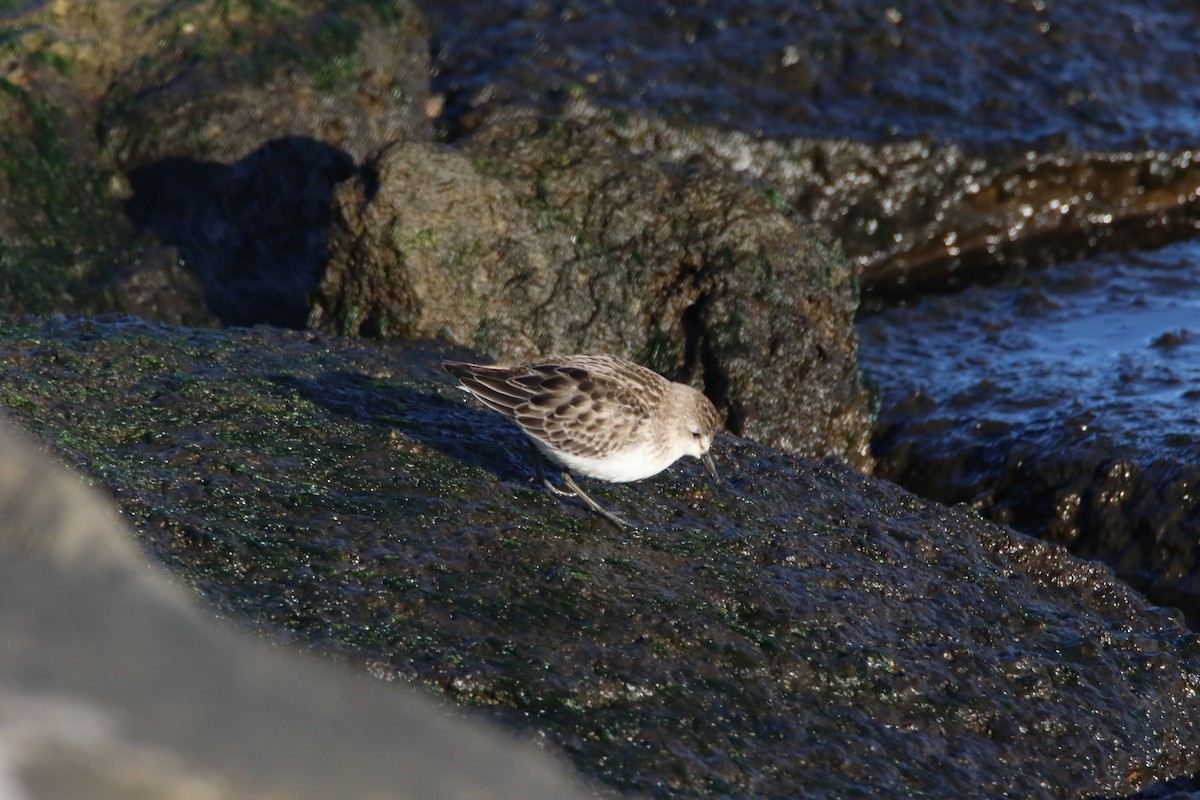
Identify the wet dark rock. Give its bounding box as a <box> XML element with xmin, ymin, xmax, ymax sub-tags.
<box><xmin>557</xmin><ymin>103</ymin><xmax>1200</xmax><ymax>307</ymax></box>
<box><xmin>858</xmin><ymin>239</ymin><xmax>1200</xmax><ymax>627</ymax></box>
<box><xmin>421</xmin><ymin>0</ymin><xmax>1200</xmax><ymax>151</ymax></box>
<box><xmin>419</xmin><ymin>0</ymin><xmax>1200</xmax><ymax>299</ymax></box>
<box><xmin>2</xmin><ymin>313</ymin><xmax>1200</xmax><ymax>798</ymax></box>
<box><xmin>0</xmin><ymin>418</ymin><xmax>594</xmax><ymax>799</ymax></box>
<box><xmin>313</xmin><ymin>116</ymin><xmax>873</xmax><ymax>467</ymax></box>
<box><xmin>1152</xmin><ymin>329</ymin><xmax>1195</xmax><ymax>349</ymax></box>
<box><xmin>1104</xmin><ymin>774</ymin><xmax>1200</xmax><ymax>799</ymax></box>
<box><xmin>858</xmin><ymin>150</ymin><xmax>1200</xmax><ymax>303</ymax></box>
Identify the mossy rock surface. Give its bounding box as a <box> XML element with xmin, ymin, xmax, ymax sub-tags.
<box><xmin>1</xmin><ymin>312</ymin><xmax>1198</xmax><ymax>798</ymax></box>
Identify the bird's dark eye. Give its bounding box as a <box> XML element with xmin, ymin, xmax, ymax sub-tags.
<box><xmin>691</xmin><ymin>431</ymin><xmax>701</xmax><ymax>439</ymax></box>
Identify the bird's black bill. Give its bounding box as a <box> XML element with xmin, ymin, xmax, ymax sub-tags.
<box><xmin>701</xmin><ymin>451</ymin><xmax>720</xmax><ymax>488</ymax></box>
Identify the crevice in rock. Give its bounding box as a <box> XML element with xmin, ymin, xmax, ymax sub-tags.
<box><xmin>681</xmin><ymin>292</ymin><xmax>739</xmax><ymax>434</ymax></box>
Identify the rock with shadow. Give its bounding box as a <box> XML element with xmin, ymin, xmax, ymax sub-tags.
<box><xmin>312</xmin><ymin>115</ymin><xmax>873</xmax><ymax>470</ymax></box>
<box><xmin>0</xmin><ymin>0</ymin><xmax>434</xmax><ymax>322</ymax></box>
<box><xmin>1</xmin><ymin>313</ymin><xmax>1199</xmax><ymax>799</ymax></box>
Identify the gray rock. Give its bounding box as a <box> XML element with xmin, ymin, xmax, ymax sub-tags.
<box><xmin>0</xmin><ymin>419</ymin><xmax>594</xmax><ymax>800</ymax></box>
<box><xmin>313</xmin><ymin>116</ymin><xmax>873</xmax><ymax>468</ymax></box>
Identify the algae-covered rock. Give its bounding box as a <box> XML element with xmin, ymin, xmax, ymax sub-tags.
<box><xmin>0</xmin><ymin>418</ymin><xmax>593</xmax><ymax>800</ymax></box>
<box><xmin>99</xmin><ymin>0</ymin><xmax>432</xmax><ymax>167</ymax></box>
<box><xmin>0</xmin><ymin>0</ymin><xmax>432</xmax><ymax>322</ymax></box>
<box><xmin>313</xmin><ymin>137</ymin><xmax>552</xmax><ymax>343</ymax></box>
<box><xmin>1</xmin><ymin>313</ymin><xmax>1198</xmax><ymax>798</ymax></box>
<box><xmin>314</xmin><ymin>116</ymin><xmax>873</xmax><ymax>468</ymax></box>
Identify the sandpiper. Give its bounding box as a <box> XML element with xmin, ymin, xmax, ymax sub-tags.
<box><xmin>443</xmin><ymin>355</ymin><xmax>721</xmax><ymax>529</ymax></box>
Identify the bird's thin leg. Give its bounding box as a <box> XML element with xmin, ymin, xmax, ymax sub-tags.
<box><xmin>544</xmin><ymin>480</ymin><xmax>577</xmax><ymax>499</ymax></box>
<box><xmin>528</xmin><ymin>442</ymin><xmax>575</xmax><ymax>498</ymax></box>
<box><xmin>559</xmin><ymin>471</ymin><xmax>633</xmax><ymax>531</ymax></box>
<box><xmin>527</xmin><ymin>442</ymin><xmax>633</xmax><ymax>529</ymax></box>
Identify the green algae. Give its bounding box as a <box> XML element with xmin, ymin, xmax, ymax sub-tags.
<box><xmin>303</xmin><ymin>13</ymin><xmax>364</xmax><ymax>89</ymax></box>
<box><xmin>0</xmin><ymin>317</ymin><xmax>488</xmax><ymax>596</ymax></box>
<box><xmin>0</xmin><ymin>81</ymin><xmax>132</xmax><ymax>313</ymax></box>
<box><xmin>2</xmin><ymin>314</ymin><xmax>1199</xmax><ymax>798</ymax></box>
<box><xmin>208</xmin><ymin>0</ymin><xmax>402</xmax><ymax>90</ymax></box>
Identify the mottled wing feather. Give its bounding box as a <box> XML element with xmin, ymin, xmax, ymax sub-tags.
<box><xmin>522</xmin><ymin>380</ymin><xmax>638</xmax><ymax>459</ymax></box>
<box><xmin>442</xmin><ymin>362</ymin><xmax>534</xmax><ymax>418</ymax></box>
<box><xmin>446</xmin><ymin>358</ymin><xmax>663</xmax><ymax>460</ymax></box>
<box><xmin>518</xmin><ymin>364</ymin><xmax>650</xmax><ymax>459</ymax></box>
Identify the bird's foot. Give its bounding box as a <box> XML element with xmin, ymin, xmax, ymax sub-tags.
<box><xmin>552</xmin><ymin>472</ymin><xmax>636</xmax><ymax>531</ymax></box>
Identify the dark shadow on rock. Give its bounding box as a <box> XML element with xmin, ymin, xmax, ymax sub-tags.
<box><xmin>268</xmin><ymin>370</ymin><xmax>538</xmax><ymax>486</ymax></box>
<box><xmin>125</xmin><ymin>136</ymin><xmax>356</xmax><ymax>328</ymax></box>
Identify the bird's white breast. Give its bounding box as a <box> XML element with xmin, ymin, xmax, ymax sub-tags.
<box><xmin>533</xmin><ymin>437</ymin><xmax>680</xmax><ymax>483</ymax></box>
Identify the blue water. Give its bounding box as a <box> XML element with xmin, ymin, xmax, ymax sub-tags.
<box><xmin>858</xmin><ymin>239</ymin><xmax>1200</xmax><ymax>450</ymax></box>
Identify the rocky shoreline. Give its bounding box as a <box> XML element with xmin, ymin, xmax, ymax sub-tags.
<box><xmin>3</xmin><ymin>0</ymin><xmax>1200</xmax><ymax>796</ymax></box>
